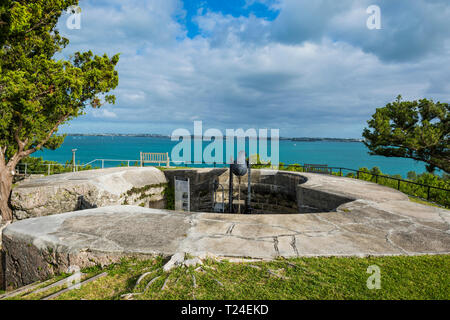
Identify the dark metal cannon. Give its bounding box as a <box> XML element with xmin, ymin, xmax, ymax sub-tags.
<box><xmin>228</xmin><ymin>151</ymin><xmax>252</xmax><ymax>214</ymax></box>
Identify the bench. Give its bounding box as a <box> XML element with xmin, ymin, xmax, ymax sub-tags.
<box><xmin>140</xmin><ymin>152</ymin><xmax>170</xmax><ymax>167</ymax></box>
<box><xmin>304</xmin><ymin>164</ymin><xmax>332</xmax><ymax>174</ymax></box>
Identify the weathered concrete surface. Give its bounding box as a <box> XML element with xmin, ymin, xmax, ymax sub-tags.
<box><xmin>2</xmin><ymin>170</ymin><xmax>450</xmax><ymax>288</ymax></box>
<box><xmin>296</xmin><ymin>171</ymin><xmax>409</xmax><ymax>212</ymax></box>
<box><xmin>298</xmin><ymin>172</ymin><xmax>409</xmax><ymax>203</ymax></box>
<box><xmin>10</xmin><ymin>167</ymin><xmax>167</xmax><ymax>220</ymax></box>
<box><xmin>2</xmin><ymin>206</ymin><xmax>191</xmax><ymax>288</ymax></box>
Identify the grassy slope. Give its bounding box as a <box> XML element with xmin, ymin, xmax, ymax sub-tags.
<box><xmin>7</xmin><ymin>255</ymin><xmax>449</xmax><ymax>300</ymax></box>
<box><xmin>408</xmin><ymin>196</ymin><xmax>443</xmax><ymax>208</ymax></box>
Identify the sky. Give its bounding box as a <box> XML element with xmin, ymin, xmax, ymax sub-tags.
<box><xmin>57</xmin><ymin>0</ymin><xmax>450</xmax><ymax>138</ymax></box>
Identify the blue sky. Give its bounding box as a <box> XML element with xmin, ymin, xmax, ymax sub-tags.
<box><xmin>58</xmin><ymin>0</ymin><xmax>450</xmax><ymax>138</ymax></box>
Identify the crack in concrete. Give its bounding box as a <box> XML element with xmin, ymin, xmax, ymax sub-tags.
<box><xmin>226</xmin><ymin>223</ymin><xmax>235</xmax><ymax>235</ymax></box>
<box><xmin>312</xmin><ymin>214</ymin><xmax>344</xmax><ymax>232</ymax></box>
<box><xmin>273</xmin><ymin>237</ymin><xmax>280</xmax><ymax>257</ymax></box>
<box><xmin>366</xmin><ymin>208</ymin><xmax>449</xmax><ymax>234</ymax></box>
<box><xmin>186</xmin><ymin>233</ymin><xmax>274</xmax><ymax>243</ymax></box>
<box><xmin>195</xmin><ymin>230</ymin><xmax>344</xmax><ymax>243</ymax></box>
<box><xmin>369</xmin><ymin>202</ymin><xmax>449</xmax><ymax>231</ymax></box>
<box><xmin>385</xmin><ymin>229</ymin><xmax>409</xmax><ymax>255</ymax></box>
<box><xmin>52</xmin><ymin>230</ymin><xmax>125</xmax><ymax>252</ymax></box>
<box><xmin>193</xmin><ymin>217</ymin><xmax>323</xmax><ymax>235</ymax></box>
<box><xmin>437</xmin><ymin>211</ymin><xmax>450</xmax><ymax>229</ymax></box>
<box><xmin>290</xmin><ymin>236</ymin><xmax>299</xmax><ymax>256</ymax></box>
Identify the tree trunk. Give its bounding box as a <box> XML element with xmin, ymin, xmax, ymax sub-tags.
<box><xmin>0</xmin><ymin>167</ymin><xmax>13</xmax><ymax>222</ymax></box>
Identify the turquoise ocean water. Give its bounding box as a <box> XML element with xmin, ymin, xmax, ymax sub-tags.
<box><xmin>34</xmin><ymin>136</ymin><xmax>429</xmax><ymax>178</ymax></box>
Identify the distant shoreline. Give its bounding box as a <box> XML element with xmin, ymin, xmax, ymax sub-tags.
<box><xmin>65</xmin><ymin>134</ymin><xmax>363</xmax><ymax>143</ymax></box>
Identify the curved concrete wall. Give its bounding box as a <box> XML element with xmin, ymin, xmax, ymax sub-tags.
<box><xmin>10</xmin><ymin>167</ymin><xmax>168</xmax><ymax>221</ymax></box>
<box><xmin>10</xmin><ymin>167</ymin><xmax>410</xmax><ymax>220</ymax></box>
<box><xmin>163</xmin><ymin>168</ymin><xmax>308</xmax><ymax>214</ymax></box>
<box><xmin>163</xmin><ymin>168</ymin><xmax>353</xmax><ymax>214</ymax></box>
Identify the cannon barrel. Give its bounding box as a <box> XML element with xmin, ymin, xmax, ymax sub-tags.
<box><xmin>231</xmin><ymin>163</ymin><xmax>247</xmax><ymax>176</ymax></box>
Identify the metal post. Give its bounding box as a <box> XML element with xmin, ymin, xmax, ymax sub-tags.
<box><xmin>246</xmin><ymin>160</ymin><xmax>252</xmax><ymax>214</ymax></box>
<box><xmin>127</xmin><ymin>161</ymin><xmax>130</xmax><ymax>167</ymax></box>
<box><xmin>357</xmin><ymin>171</ymin><xmax>359</xmax><ymax>179</ymax></box>
<box><xmin>397</xmin><ymin>180</ymin><xmax>401</xmax><ymax>190</ymax></box>
<box><xmin>229</xmin><ymin>164</ymin><xmax>234</xmax><ymax>213</ymax></box>
<box><xmin>71</xmin><ymin>149</ymin><xmax>77</xmax><ymax>172</ymax></box>
<box><xmin>102</xmin><ymin>159</ymin><xmax>104</xmax><ymax>169</ymax></box>
<box><xmin>25</xmin><ymin>163</ymin><xmax>27</xmax><ymax>175</ymax></box>
<box><xmin>427</xmin><ymin>186</ymin><xmax>431</xmax><ymax>200</ymax></box>
<box><xmin>221</xmin><ymin>184</ymin><xmax>225</xmax><ymax>213</ymax></box>
<box><xmin>339</xmin><ymin>168</ymin><xmax>342</xmax><ymax>177</ymax></box>
<box><xmin>47</xmin><ymin>164</ymin><xmax>51</xmax><ymax>175</ymax></box>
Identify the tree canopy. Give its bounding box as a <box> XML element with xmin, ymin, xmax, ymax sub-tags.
<box><xmin>363</xmin><ymin>96</ymin><xmax>449</xmax><ymax>173</ymax></box>
<box><xmin>0</xmin><ymin>0</ymin><xmax>119</xmax><ymax>221</ymax></box>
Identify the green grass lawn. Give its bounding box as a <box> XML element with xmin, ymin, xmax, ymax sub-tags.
<box><xmin>5</xmin><ymin>254</ymin><xmax>449</xmax><ymax>300</ymax></box>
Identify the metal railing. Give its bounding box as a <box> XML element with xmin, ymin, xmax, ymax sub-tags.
<box><xmin>83</xmin><ymin>159</ymin><xmax>141</xmax><ymax>169</ymax></box>
<box><xmin>168</xmin><ymin>162</ymin><xmax>449</xmax><ymax>206</ymax></box>
<box><xmin>15</xmin><ymin>163</ymin><xmax>85</xmax><ymax>175</ymax></box>
<box><xmin>15</xmin><ymin>157</ymin><xmax>160</xmax><ymax>175</ymax></box>
<box><xmin>277</xmin><ymin>164</ymin><xmax>450</xmax><ymax>206</ymax></box>
<box><xmin>15</xmin><ymin>159</ymin><xmax>449</xmax><ymax>207</ymax></box>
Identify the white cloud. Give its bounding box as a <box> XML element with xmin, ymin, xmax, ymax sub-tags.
<box><xmin>91</xmin><ymin>109</ymin><xmax>118</xmax><ymax>119</ymax></box>
<box><xmin>59</xmin><ymin>0</ymin><xmax>450</xmax><ymax>137</ymax></box>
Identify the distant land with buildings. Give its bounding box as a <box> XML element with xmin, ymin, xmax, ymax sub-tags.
<box><xmin>66</xmin><ymin>133</ymin><xmax>363</xmax><ymax>143</ymax></box>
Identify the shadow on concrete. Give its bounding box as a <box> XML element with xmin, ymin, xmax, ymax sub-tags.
<box><xmin>76</xmin><ymin>196</ymin><xmax>98</xmax><ymax>211</ymax></box>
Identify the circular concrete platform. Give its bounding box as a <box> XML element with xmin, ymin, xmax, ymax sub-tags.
<box><xmin>2</xmin><ymin>170</ymin><xmax>450</xmax><ymax>288</ymax></box>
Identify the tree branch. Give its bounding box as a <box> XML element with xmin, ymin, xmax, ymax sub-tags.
<box><xmin>33</xmin><ymin>85</ymin><xmax>56</xmax><ymax>102</ymax></box>
<box><xmin>22</xmin><ymin>114</ymin><xmax>69</xmax><ymax>157</ymax></box>
<box><xmin>14</xmin><ymin>119</ymin><xmax>25</xmax><ymax>153</ymax></box>
<box><xmin>0</xmin><ymin>146</ymin><xmax>6</xmax><ymax>169</ymax></box>
<box><xmin>24</xmin><ymin>10</ymin><xmax>57</xmax><ymax>34</ymax></box>
<box><xmin>6</xmin><ymin>113</ymin><xmax>69</xmax><ymax>170</ymax></box>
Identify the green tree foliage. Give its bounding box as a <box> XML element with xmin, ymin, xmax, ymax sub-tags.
<box><xmin>362</xmin><ymin>96</ymin><xmax>449</xmax><ymax>173</ymax></box>
<box><xmin>0</xmin><ymin>0</ymin><xmax>119</xmax><ymax>221</ymax></box>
